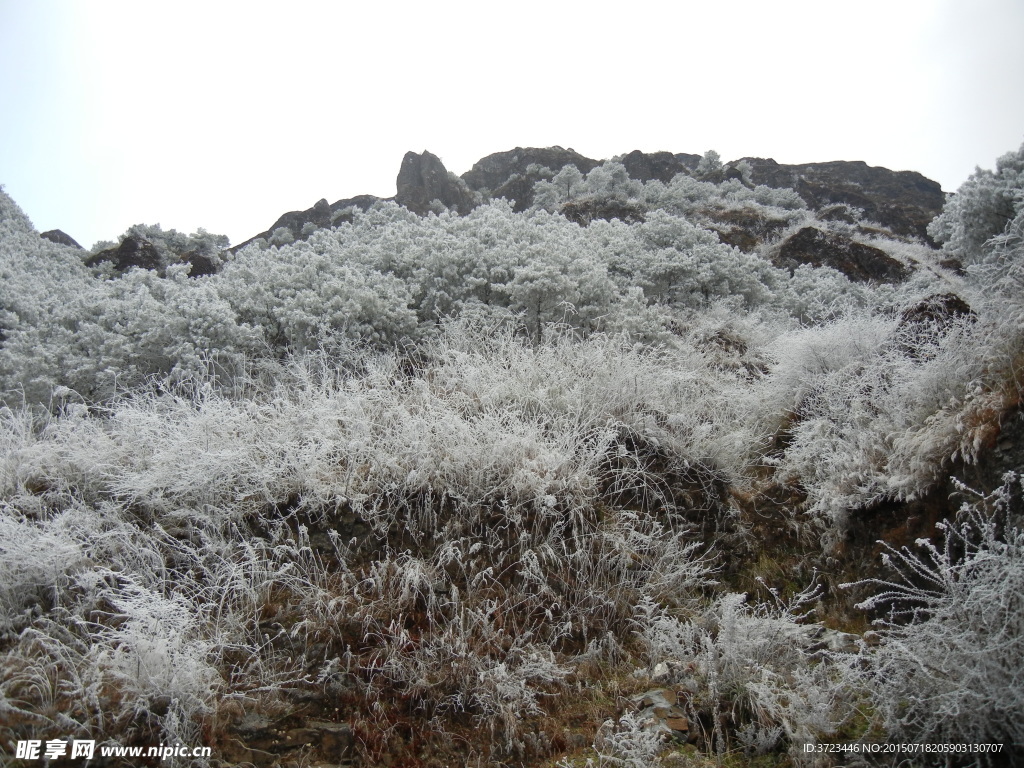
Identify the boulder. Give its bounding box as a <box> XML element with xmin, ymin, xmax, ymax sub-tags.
<box><xmin>181</xmin><ymin>249</ymin><xmax>219</xmax><ymax>277</ymax></box>
<box><xmin>898</xmin><ymin>292</ymin><xmax>974</xmax><ymax>331</ymax></box>
<box><xmin>85</xmin><ymin>235</ymin><xmax>162</xmax><ymax>271</ymax></box>
<box><xmin>777</xmin><ymin>226</ymin><xmax>910</xmax><ymax>282</ymax></box>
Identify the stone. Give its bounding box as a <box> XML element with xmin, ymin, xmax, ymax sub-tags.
<box><xmin>85</xmin><ymin>235</ymin><xmax>162</xmax><ymax>272</ymax></box>
<box><xmin>630</xmin><ymin>688</ymin><xmax>691</xmax><ymax>741</ymax></box>
<box><xmin>395</xmin><ymin>150</ymin><xmax>476</xmax><ymax>216</ymax></box>
<box><xmin>40</xmin><ymin>229</ymin><xmax>82</xmax><ymax>249</ymax></box>
<box><xmin>619</xmin><ymin>150</ymin><xmax>700</xmax><ymax>183</ymax></box>
<box><xmin>181</xmin><ymin>249</ymin><xmax>219</xmax><ymax>277</ymax></box>
<box><xmin>739</xmin><ymin>157</ymin><xmax>944</xmax><ymax>242</ymax></box>
<box><xmin>777</xmin><ymin>226</ymin><xmax>911</xmax><ymax>282</ymax></box>
<box><xmin>898</xmin><ymin>292</ymin><xmax>974</xmax><ymax>330</ymax></box>
<box><xmin>308</xmin><ymin>720</ymin><xmax>355</xmax><ymax>758</ymax></box>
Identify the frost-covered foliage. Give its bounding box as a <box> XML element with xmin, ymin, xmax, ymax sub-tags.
<box><xmin>928</xmin><ymin>142</ymin><xmax>1024</xmax><ymax>267</ymax></box>
<box><xmin>753</xmin><ymin>309</ymin><xmax>993</xmax><ymax>526</ymax></box>
<box><xmin>0</xmin><ymin>323</ymin><xmax>726</xmax><ymax>760</ymax></box>
<box><xmin>633</xmin><ymin>587</ymin><xmax>850</xmax><ymax>762</ymax></box>
<box><xmin>1</xmin><ymin>195</ymin><xmax>881</xmax><ymax>404</ymax></box>
<box><xmin>532</xmin><ymin>158</ymin><xmax>807</xmax><ymax>229</ymax></box>
<box><xmin>848</xmin><ymin>474</ymin><xmax>1024</xmax><ymax>750</ymax></box>
<box><xmin>2</xmin><ymin>144</ymin><xmax>1024</xmax><ymax>765</ymax></box>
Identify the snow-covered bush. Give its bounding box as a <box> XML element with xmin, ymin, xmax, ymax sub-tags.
<box><xmin>634</xmin><ymin>588</ymin><xmax>851</xmax><ymax>761</ymax></box>
<box><xmin>928</xmin><ymin>142</ymin><xmax>1024</xmax><ymax>267</ymax></box>
<box><xmin>848</xmin><ymin>474</ymin><xmax>1024</xmax><ymax>750</ymax></box>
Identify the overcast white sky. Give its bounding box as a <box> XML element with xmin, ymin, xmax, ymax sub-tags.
<box><xmin>2</xmin><ymin>0</ymin><xmax>1022</xmax><ymax>249</ymax></box>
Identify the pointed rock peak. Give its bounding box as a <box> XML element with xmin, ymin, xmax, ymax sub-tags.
<box><xmin>395</xmin><ymin>150</ymin><xmax>475</xmax><ymax>216</ymax></box>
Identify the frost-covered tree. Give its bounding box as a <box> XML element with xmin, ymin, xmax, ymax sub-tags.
<box><xmin>531</xmin><ymin>164</ymin><xmax>586</xmax><ymax>210</ymax></box>
<box><xmin>695</xmin><ymin>149</ymin><xmax>724</xmax><ymax>181</ymax></box>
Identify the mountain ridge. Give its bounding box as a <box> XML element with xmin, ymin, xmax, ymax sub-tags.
<box><xmin>226</xmin><ymin>147</ymin><xmax>944</xmax><ymax>252</ymax></box>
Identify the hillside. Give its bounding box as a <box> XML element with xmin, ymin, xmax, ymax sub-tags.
<box><xmin>0</xmin><ymin>144</ymin><xmax>1022</xmax><ymax>767</ymax></box>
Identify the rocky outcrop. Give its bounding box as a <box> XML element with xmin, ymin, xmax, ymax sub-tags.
<box><xmin>776</xmin><ymin>226</ymin><xmax>910</xmax><ymax>282</ymax></box>
<box><xmin>702</xmin><ymin>208</ymin><xmax>791</xmax><ymax>252</ymax></box>
<box><xmin>181</xmin><ymin>249</ymin><xmax>219</xmax><ymax>278</ymax></box>
<box><xmin>896</xmin><ymin>292</ymin><xmax>976</xmax><ymax>360</ymax></box>
<box><xmin>231</xmin><ymin>194</ymin><xmax>382</xmax><ymax>252</ymax></box>
<box><xmin>619</xmin><ymin>150</ymin><xmax>701</xmax><ymax>183</ymax></box>
<box><xmin>740</xmin><ymin>158</ymin><xmax>944</xmax><ymax>242</ymax></box>
<box><xmin>460</xmin><ymin>146</ymin><xmax>600</xmax><ymax>211</ymax></box>
<box><xmin>85</xmin><ymin>235</ymin><xmax>162</xmax><ymax>272</ymax></box>
<box><xmin>395</xmin><ymin>150</ymin><xmax>476</xmax><ymax>216</ymax></box>
<box><xmin>899</xmin><ymin>292</ymin><xmax>974</xmax><ymax>331</ymax></box>
<box><xmin>40</xmin><ymin>229</ymin><xmax>82</xmax><ymax>249</ymax></box>
<box><xmin>462</xmin><ymin>146</ymin><xmax>598</xmax><ymax>193</ymax></box>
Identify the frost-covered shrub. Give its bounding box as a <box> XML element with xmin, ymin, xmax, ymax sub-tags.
<box><xmin>2</xmin><ymin>264</ymin><xmax>258</xmax><ymax>402</ymax></box>
<box><xmin>589</xmin><ymin>711</ymin><xmax>666</xmax><ymax>767</ymax></box>
<box><xmin>634</xmin><ymin>588</ymin><xmax>851</xmax><ymax>760</ymax></box>
<box><xmin>849</xmin><ymin>474</ymin><xmax>1024</xmax><ymax>749</ymax></box>
<box><xmin>90</xmin><ymin>223</ymin><xmax>230</xmax><ymax>273</ymax></box>
<box><xmin>928</xmin><ymin>142</ymin><xmax>1024</xmax><ymax>267</ymax></box>
<box><xmin>0</xmin><ymin>510</ymin><xmax>84</xmax><ymax>633</ymax></box>
<box><xmin>268</xmin><ymin>225</ymin><xmax>295</xmax><ymax>246</ymax></box>
<box><xmin>751</xmin><ymin>305</ymin><xmax>1002</xmax><ymax>527</ymax></box>
<box><xmin>0</xmin><ymin>187</ymin><xmax>37</xmax><ymax>233</ymax></box>
<box><xmin>93</xmin><ymin>578</ymin><xmax>220</xmax><ymax>719</ymax></box>
<box><xmin>220</xmin><ymin>241</ymin><xmax>418</xmax><ymax>352</ymax></box>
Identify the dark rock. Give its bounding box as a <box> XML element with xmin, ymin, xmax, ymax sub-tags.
<box><xmin>395</xmin><ymin>150</ymin><xmax>475</xmax><ymax>216</ymax></box>
<box><xmin>619</xmin><ymin>150</ymin><xmax>700</xmax><ymax>184</ymax></box>
<box><xmin>777</xmin><ymin>226</ymin><xmax>911</xmax><ymax>282</ymax></box>
<box><xmin>308</xmin><ymin>721</ymin><xmax>355</xmax><ymax>760</ymax></box>
<box><xmin>739</xmin><ymin>157</ymin><xmax>944</xmax><ymax>242</ymax></box>
<box><xmin>231</xmin><ymin>194</ymin><xmax>382</xmax><ymax>252</ymax></box>
<box><xmin>704</xmin><ymin>207</ymin><xmax>791</xmax><ymax>252</ymax></box>
<box><xmin>899</xmin><ymin>292</ymin><xmax>974</xmax><ymax>330</ymax></box>
<box><xmin>40</xmin><ymin>229</ymin><xmax>82</xmax><ymax>249</ymax></box>
<box><xmin>560</xmin><ymin>198</ymin><xmax>646</xmax><ymax>226</ymax></box>
<box><xmin>939</xmin><ymin>256</ymin><xmax>966</xmax><ymax>275</ymax></box>
<box><xmin>461</xmin><ymin>146</ymin><xmax>600</xmax><ymax>209</ymax></box>
<box><xmin>896</xmin><ymin>293</ymin><xmax>976</xmax><ymax>360</ymax></box>
<box><xmin>85</xmin><ymin>235</ymin><xmax>162</xmax><ymax>271</ymax></box>
<box><xmin>181</xmin><ymin>249</ymin><xmax>219</xmax><ymax>277</ymax></box>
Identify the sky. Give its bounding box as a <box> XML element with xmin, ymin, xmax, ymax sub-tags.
<box><xmin>1</xmin><ymin>0</ymin><xmax>1023</xmax><ymax>250</ymax></box>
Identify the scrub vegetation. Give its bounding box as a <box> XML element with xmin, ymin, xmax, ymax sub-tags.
<box><xmin>1</xmin><ymin>144</ymin><xmax>1023</xmax><ymax>766</ymax></box>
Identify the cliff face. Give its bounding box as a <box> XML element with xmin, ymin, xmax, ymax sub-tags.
<box><xmin>739</xmin><ymin>157</ymin><xmax>945</xmax><ymax>242</ymax></box>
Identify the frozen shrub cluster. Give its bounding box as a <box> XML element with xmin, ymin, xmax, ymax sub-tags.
<box><xmin>2</xmin><ymin>187</ymin><xmax>886</xmax><ymax>404</ymax></box>
<box><xmin>847</xmin><ymin>474</ymin><xmax>1024</xmax><ymax>750</ymax></box>
<box><xmin>632</xmin><ymin>588</ymin><xmax>850</xmax><ymax>762</ymax></box>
